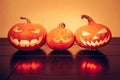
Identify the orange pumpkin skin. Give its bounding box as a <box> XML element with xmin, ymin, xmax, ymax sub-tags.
<box><xmin>8</xmin><ymin>17</ymin><xmax>47</xmax><ymax>51</ymax></box>
<box><xmin>75</xmin><ymin>15</ymin><xmax>112</xmax><ymax>49</ymax></box>
<box><xmin>46</xmin><ymin>23</ymin><xmax>74</xmax><ymax>50</ymax></box>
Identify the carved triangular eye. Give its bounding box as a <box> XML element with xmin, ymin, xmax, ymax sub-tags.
<box><xmin>98</xmin><ymin>28</ymin><xmax>107</xmax><ymax>34</ymax></box>
<box><xmin>82</xmin><ymin>31</ymin><xmax>91</xmax><ymax>36</ymax></box>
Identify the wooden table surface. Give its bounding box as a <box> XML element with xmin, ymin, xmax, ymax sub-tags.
<box><xmin>0</xmin><ymin>38</ymin><xmax>120</xmax><ymax>80</ymax></box>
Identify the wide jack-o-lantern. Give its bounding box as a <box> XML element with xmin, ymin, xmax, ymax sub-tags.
<box><xmin>75</xmin><ymin>15</ymin><xmax>112</xmax><ymax>49</ymax></box>
<box><xmin>8</xmin><ymin>17</ymin><xmax>47</xmax><ymax>51</ymax></box>
<box><xmin>46</xmin><ymin>23</ymin><xmax>74</xmax><ymax>50</ymax></box>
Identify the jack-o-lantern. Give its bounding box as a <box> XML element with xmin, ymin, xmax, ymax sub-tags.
<box><xmin>75</xmin><ymin>15</ymin><xmax>112</xmax><ymax>49</ymax></box>
<box><xmin>8</xmin><ymin>17</ymin><xmax>47</xmax><ymax>51</ymax></box>
<box><xmin>46</xmin><ymin>23</ymin><xmax>74</xmax><ymax>50</ymax></box>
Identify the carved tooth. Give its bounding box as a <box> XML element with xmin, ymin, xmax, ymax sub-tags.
<box><xmin>13</xmin><ymin>39</ymin><xmax>19</xmax><ymax>46</ymax></box>
<box><xmin>10</xmin><ymin>37</ymin><xmax>14</xmax><ymax>43</ymax></box>
<box><xmin>36</xmin><ymin>36</ymin><xmax>43</xmax><ymax>44</ymax></box>
<box><xmin>107</xmin><ymin>35</ymin><xmax>110</xmax><ymax>41</ymax></box>
<box><xmin>91</xmin><ymin>41</ymin><xmax>96</xmax><ymax>46</ymax></box>
<box><xmin>95</xmin><ymin>41</ymin><xmax>99</xmax><ymax>46</ymax></box>
<box><xmin>99</xmin><ymin>40</ymin><xmax>103</xmax><ymax>45</ymax></box>
<box><xmin>87</xmin><ymin>41</ymin><xmax>91</xmax><ymax>46</ymax></box>
<box><xmin>30</xmin><ymin>39</ymin><xmax>38</xmax><ymax>46</ymax></box>
<box><xmin>20</xmin><ymin>40</ymin><xmax>29</xmax><ymax>47</ymax></box>
<box><xmin>24</xmin><ymin>40</ymin><xmax>29</xmax><ymax>47</ymax></box>
<box><xmin>99</xmin><ymin>35</ymin><xmax>110</xmax><ymax>45</ymax></box>
<box><xmin>105</xmin><ymin>36</ymin><xmax>110</xmax><ymax>42</ymax></box>
<box><xmin>79</xmin><ymin>36</ymin><xmax>87</xmax><ymax>45</ymax></box>
<box><xmin>102</xmin><ymin>36</ymin><xmax>109</xmax><ymax>44</ymax></box>
<box><xmin>102</xmin><ymin>37</ymin><xmax>107</xmax><ymax>44</ymax></box>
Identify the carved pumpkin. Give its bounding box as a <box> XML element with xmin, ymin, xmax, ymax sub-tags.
<box><xmin>75</xmin><ymin>15</ymin><xmax>111</xmax><ymax>49</ymax></box>
<box><xmin>46</xmin><ymin>23</ymin><xmax>74</xmax><ymax>50</ymax></box>
<box><xmin>8</xmin><ymin>17</ymin><xmax>47</xmax><ymax>51</ymax></box>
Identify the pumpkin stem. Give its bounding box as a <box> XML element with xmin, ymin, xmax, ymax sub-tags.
<box><xmin>58</xmin><ymin>22</ymin><xmax>65</xmax><ymax>28</ymax></box>
<box><xmin>20</xmin><ymin>17</ymin><xmax>32</xmax><ymax>24</ymax></box>
<box><xmin>81</xmin><ymin>15</ymin><xmax>95</xmax><ymax>24</ymax></box>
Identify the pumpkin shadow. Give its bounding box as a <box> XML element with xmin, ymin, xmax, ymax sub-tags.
<box><xmin>75</xmin><ymin>49</ymin><xmax>109</xmax><ymax>78</ymax></box>
<box><xmin>12</xmin><ymin>49</ymin><xmax>46</xmax><ymax>56</ymax></box>
<box><xmin>46</xmin><ymin>50</ymin><xmax>74</xmax><ymax>74</ymax></box>
<box><xmin>10</xmin><ymin>49</ymin><xmax>47</xmax><ymax>74</ymax></box>
<box><xmin>49</xmin><ymin>50</ymin><xmax>72</xmax><ymax>56</ymax></box>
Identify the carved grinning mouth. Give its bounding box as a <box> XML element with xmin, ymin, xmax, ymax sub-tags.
<box><xmin>52</xmin><ymin>37</ymin><xmax>72</xmax><ymax>43</ymax></box>
<box><xmin>10</xmin><ymin>36</ymin><xmax>43</xmax><ymax>47</ymax></box>
<box><xmin>79</xmin><ymin>35</ymin><xmax>110</xmax><ymax>47</ymax></box>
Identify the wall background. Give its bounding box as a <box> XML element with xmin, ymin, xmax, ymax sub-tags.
<box><xmin>0</xmin><ymin>0</ymin><xmax>120</xmax><ymax>37</ymax></box>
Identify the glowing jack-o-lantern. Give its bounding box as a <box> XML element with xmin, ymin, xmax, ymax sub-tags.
<box><xmin>75</xmin><ymin>15</ymin><xmax>111</xmax><ymax>49</ymax></box>
<box><xmin>8</xmin><ymin>17</ymin><xmax>47</xmax><ymax>51</ymax></box>
<box><xmin>46</xmin><ymin>23</ymin><xmax>74</xmax><ymax>50</ymax></box>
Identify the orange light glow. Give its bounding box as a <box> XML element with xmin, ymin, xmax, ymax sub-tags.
<box><xmin>81</xmin><ymin>61</ymin><xmax>103</xmax><ymax>74</ymax></box>
<box><xmin>15</xmin><ymin>61</ymin><xmax>43</xmax><ymax>73</ymax></box>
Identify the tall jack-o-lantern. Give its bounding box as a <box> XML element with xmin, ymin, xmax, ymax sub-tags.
<box><xmin>8</xmin><ymin>17</ymin><xmax>47</xmax><ymax>51</ymax></box>
<box><xmin>75</xmin><ymin>15</ymin><xmax>112</xmax><ymax>49</ymax></box>
<box><xmin>46</xmin><ymin>23</ymin><xmax>74</xmax><ymax>50</ymax></box>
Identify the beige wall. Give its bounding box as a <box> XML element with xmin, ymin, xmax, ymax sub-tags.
<box><xmin>0</xmin><ymin>0</ymin><xmax>120</xmax><ymax>37</ymax></box>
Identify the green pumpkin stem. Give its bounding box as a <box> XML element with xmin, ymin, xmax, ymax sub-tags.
<box><xmin>20</xmin><ymin>17</ymin><xmax>31</xmax><ymax>24</ymax></box>
<box><xmin>81</xmin><ymin>15</ymin><xmax>95</xmax><ymax>24</ymax></box>
<box><xmin>58</xmin><ymin>22</ymin><xmax>65</xmax><ymax>28</ymax></box>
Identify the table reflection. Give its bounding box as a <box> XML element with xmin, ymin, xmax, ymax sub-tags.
<box><xmin>46</xmin><ymin>50</ymin><xmax>74</xmax><ymax>74</ymax></box>
<box><xmin>10</xmin><ymin>49</ymin><xmax>109</xmax><ymax>79</ymax></box>
<box><xmin>75</xmin><ymin>50</ymin><xmax>109</xmax><ymax>77</ymax></box>
<box><xmin>10</xmin><ymin>49</ymin><xmax>46</xmax><ymax>74</ymax></box>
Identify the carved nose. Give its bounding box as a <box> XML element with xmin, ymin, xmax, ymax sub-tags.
<box><xmin>93</xmin><ymin>36</ymin><xmax>99</xmax><ymax>39</ymax></box>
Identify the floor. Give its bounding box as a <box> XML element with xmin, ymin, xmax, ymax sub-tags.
<box><xmin>0</xmin><ymin>38</ymin><xmax>120</xmax><ymax>80</ymax></box>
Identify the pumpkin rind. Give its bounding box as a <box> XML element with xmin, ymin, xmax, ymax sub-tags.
<box><xmin>46</xmin><ymin>23</ymin><xmax>74</xmax><ymax>50</ymax></box>
<box><xmin>75</xmin><ymin>15</ymin><xmax>112</xmax><ymax>49</ymax></box>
